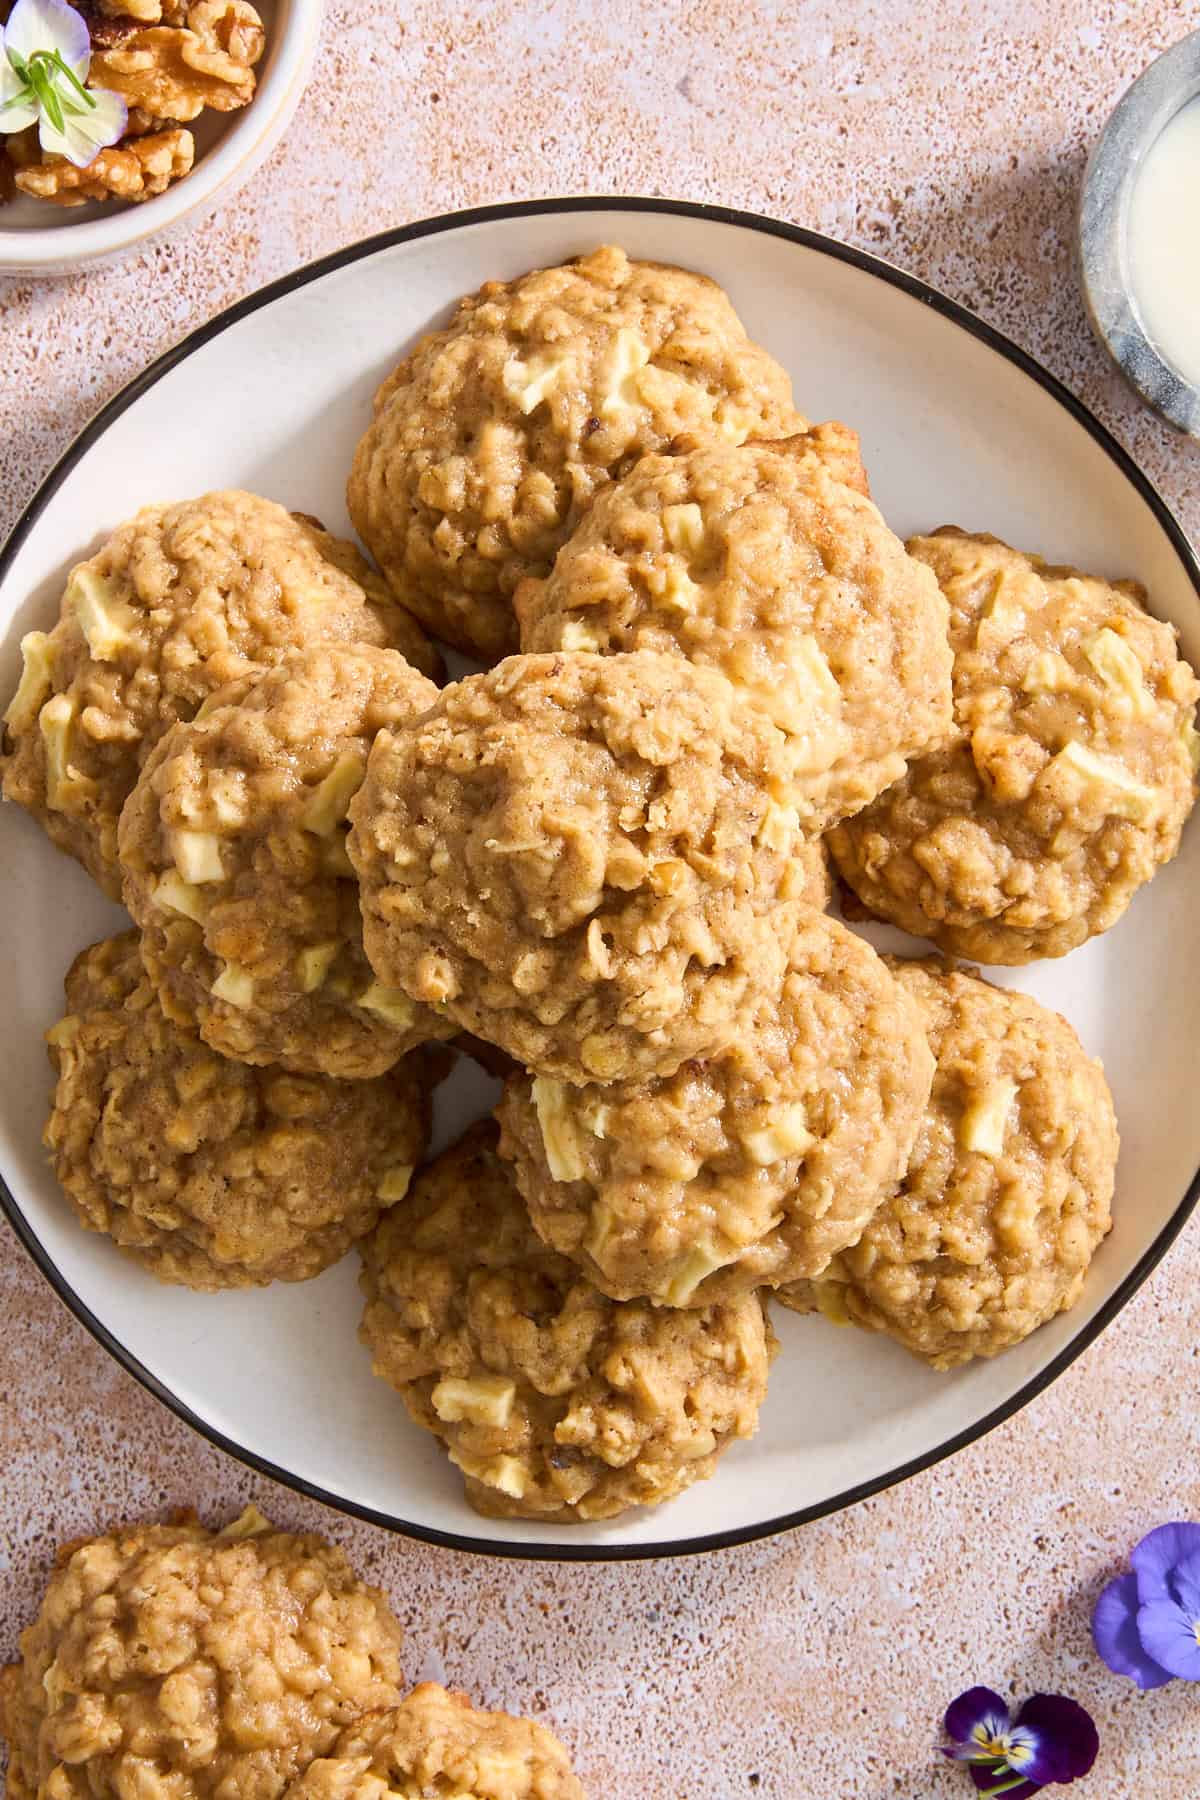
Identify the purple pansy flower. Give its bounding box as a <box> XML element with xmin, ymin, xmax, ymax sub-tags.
<box><xmin>0</xmin><ymin>0</ymin><xmax>126</xmax><ymax>167</ymax></box>
<box><xmin>942</xmin><ymin>1687</ymin><xmax>1099</xmax><ymax>1796</ymax></box>
<box><xmin>1093</xmin><ymin>1521</ymin><xmax>1200</xmax><ymax>1688</ymax></box>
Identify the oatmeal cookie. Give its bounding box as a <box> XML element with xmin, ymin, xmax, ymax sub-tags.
<box><xmin>517</xmin><ymin>437</ymin><xmax>951</xmax><ymax>828</ymax></box>
<box><xmin>44</xmin><ymin>931</ymin><xmax>432</xmax><ymax>1288</ymax></box>
<box><xmin>778</xmin><ymin>959</ymin><xmax>1118</xmax><ymax>1367</ymax></box>
<box><xmin>283</xmin><ymin>1684</ymin><xmax>584</xmax><ymax>1800</ymax></box>
<box><xmin>0</xmin><ymin>1505</ymin><xmax>404</xmax><ymax>1800</ymax></box>
<box><xmin>119</xmin><ymin>645</ymin><xmax>453</xmax><ymax>1078</ymax></box>
<box><xmin>496</xmin><ymin>907</ymin><xmax>932</xmax><ymax>1306</ymax></box>
<box><xmin>348</xmin><ymin>650</ymin><xmax>803</xmax><ymax>1083</ymax></box>
<box><xmin>358</xmin><ymin>1123</ymin><xmax>774</xmax><ymax>1522</ymax></box>
<box><xmin>828</xmin><ymin>528</ymin><xmax>1200</xmax><ymax>962</ymax></box>
<box><xmin>347</xmin><ymin>244</ymin><xmax>803</xmax><ymax>660</ymax></box>
<box><xmin>1</xmin><ymin>491</ymin><xmax>437</xmax><ymax>899</ymax></box>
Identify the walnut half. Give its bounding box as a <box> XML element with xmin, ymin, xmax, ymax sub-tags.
<box><xmin>97</xmin><ymin>0</ymin><xmax>190</xmax><ymax>20</ymax></box>
<box><xmin>90</xmin><ymin>1</ymin><xmax>265</xmax><ymax>123</ymax></box>
<box><xmin>14</xmin><ymin>128</ymin><xmax>195</xmax><ymax>206</ymax></box>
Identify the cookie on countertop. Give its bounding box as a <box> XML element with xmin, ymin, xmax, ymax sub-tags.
<box><xmin>778</xmin><ymin>958</ymin><xmax>1118</xmax><ymax>1367</ymax></box>
<box><xmin>347</xmin><ymin>244</ymin><xmax>804</xmax><ymax>660</ymax></box>
<box><xmin>1</xmin><ymin>490</ymin><xmax>439</xmax><ymax>900</ymax></box>
<box><xmin>45</xmin><ymin>930</ymin><xmax>433</xmax><ymax>1289</ymax></box>
<box><xmin>496</xmin><ymin>907</ymin><xmax>933</xmax><ymax>1307</ymax></box>
<box><xmin>517</xmin><ymin>434</ymin><xmax>952</xmax><ymax>830</ymax></box>
<box><xmin>348</xmin><ymin>649</ymin><xmax>806</xmax><ymax>1084</ymax></box>
<box><xmin>0</xmin><ymin>1505</ymin><xmax>404</xmax><ymax>1800</ymax></box>
<box><xmin>282</xmin><ymin>1683</ymin><xmax>585</xmax><ymax>1800</ymax></box>
<box><xmin>828</xmin><ymin>527</ymin><xmax>1200</xmax><ymax>963</ymax></box>
<box><xmin>358</xmin><ymin>1123</ymin><xmax>774</xmax><ymax>1522</ymax></box>
<box><xmin>118</xmin><ymin>644</ymin><xmax>453</xmax><ymax>1080</ymax></box>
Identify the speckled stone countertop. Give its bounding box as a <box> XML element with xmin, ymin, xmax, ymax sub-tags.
<box><xmin>3</xmin><ymin>2</ymin><xmax>1200</xmax><ymax>1794</ymax></box>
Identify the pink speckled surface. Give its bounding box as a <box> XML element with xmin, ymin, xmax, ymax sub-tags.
<box><xmin>4</xmin><ymin>2</ymin><xmax>1200</xmax><ymax>1793</ymax></box>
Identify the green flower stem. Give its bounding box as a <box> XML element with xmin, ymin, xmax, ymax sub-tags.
<box><xmin>45</xmin><ymin>47</ymin><xmax>95</xmax><ymax>108</ymax></box>
<box><xmin>25</xmin><ymin>57</ymin><xmax>64</xmax><ymax>132</ymax></box>
<box><xmin>977</xmin><ymin>1779</ymin><xmax>1033</xmax><ymax>1798</ymax></box>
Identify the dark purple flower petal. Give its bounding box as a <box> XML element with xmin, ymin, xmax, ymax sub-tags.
<box><xmin>1092</xmin><ymin>1573</ymin><xmax>1174</xmax><ymax>1688</ymax></box>
<box><xmin>1131</xmin><ymin>1522</ymin><xmax>1200</xmax><ymax>1604</ymax></box>
<box><xmin>968</xmin><ymin>1770</ymin><xmax>1040</xmax><ymax>1797</ymax></box>
<box><xmin>945</xmin><ymin>1686</ymin><xmax>1012</xmax><ymax>1749</ymax></box>
<box><xmin>1011</xmin><ymin>1693</ymin><xmax>1099</xmax><ymax>1782</ymax></box>
<box><xmin>1136</xmin><ymin>1599</ymin><xmax>1200</xmax><ymax>1681</ymax></box>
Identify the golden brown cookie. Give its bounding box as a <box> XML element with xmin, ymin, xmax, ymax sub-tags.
<box><xmin>0</xmin><ymin>1506</ymin><xmax>404</xmax><ymax>1800</ymax></box>
<box><xmin>45</xmin><ymin>931</ymin><xmax>431</xmax><ymax>1289</ymax></box>
<box><xmin>347</xmin><ymin>244</ymin><xmax>803</xmax><ymax>659</ymax></box>
<box><xmin>828</xmin><ymin>528</ymin><xmax>1200</xmax><ymax>962</ymax></box>
<box><xmin>118</xmin><ymin>644</ymin><xmax>453</xmax><ymax>1079</ymax></box>
<box><xmin>496</xmin><ymin>907</ymin><xmax>933</xmax><ymax>1306</ymax></box>
<box><xmin>282</xmin><ymin>1684</ymin><xmax>584</xmax><ymax>1800</ymax></box>
<box><xmin>348</xmin><ymin>650</ymin><xmax>804</xmax><ymax>1083</ymax></box>
<box><xmin>1</xmin><ymin>491</ymin><xmax>438</xmax><ymax>899</ymax></box>
<box><xmin>517</xmin><ymin>437</ymin><xmax>952</xmax><ymax>830</ymax></box>
<box><xmin>358</xmin><ymin>1124</ymin><xmax>774</xmax><ymax>1522</ymax></box>
<box><xmin>778</xmin><ymin>958</ymin><xmax>1118</xmax><ymax>1366</ymax></box>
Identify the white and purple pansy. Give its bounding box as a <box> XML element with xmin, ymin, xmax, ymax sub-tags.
<box><xmin>0</xmin><ymin>0</ymin><xmax>126</xmax><ymax>167</ymax></box>
<box><xmin>942</xmin><ymin>1686</ymin><xmax>1099</xmax><ymax>1796</ymax></box>
<box><xmin>1093</xmin><ymin>1520</ymin><xmax>1200</xmax><ymax>1687</ymax></box>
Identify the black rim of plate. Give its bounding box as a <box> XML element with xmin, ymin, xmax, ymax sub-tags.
<box><xmin>3</xmin><ymin>196</ymin><xmax>1200</xmax><ymax>1564</ymax></box>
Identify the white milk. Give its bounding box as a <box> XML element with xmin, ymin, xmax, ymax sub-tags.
<box><xmin>1128</xmin><ymin>94</ymin><xmax>1200</xmax><ymax>388</ymax></box>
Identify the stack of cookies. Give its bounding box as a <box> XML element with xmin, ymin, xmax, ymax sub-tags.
<box><xmin>0</xmin><ymin>1505</ymin><xmax>587</xmax><ymax>1797</ymax></box>
<box><xmin>4</xmin><ymin>246</ymin><xmax>1197</xmax><ymax>1525</ymax></box>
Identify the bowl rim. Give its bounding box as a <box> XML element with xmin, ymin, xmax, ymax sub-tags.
<box><xmin>1079</xmin><ymin>28</ymin><xmax>1200</xmax><ymax>437</ymax></box>
<box><xmin>4</xmin><ymin>193</ymin><xmax>1200</xmax><ymax>1563</ymax></box>
<box><xmin>0</xmin><ymin>0</ymin><xmax>323</xmax><ymax>271</ymax></box>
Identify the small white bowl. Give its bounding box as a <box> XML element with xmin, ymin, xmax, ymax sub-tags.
<box><xmin>1079</xmin><ymin>28</ymin><xmax>1200</xmax><ymax>437</ymax></box>
<box><xmin>0</xmin><ymin>0</ymin><xmax>322</xmax><ymax>275</ymax></box>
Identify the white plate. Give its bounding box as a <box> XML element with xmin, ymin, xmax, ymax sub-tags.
<box><xmin>3</xmin><ymin>199</ymin><xmax>1199</xmax><ymax>1560</ymax></box>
